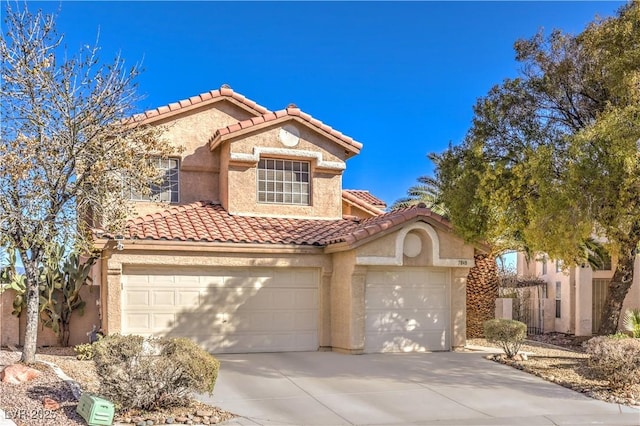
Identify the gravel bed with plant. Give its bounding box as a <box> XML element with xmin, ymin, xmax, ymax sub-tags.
<box><xmin>1</xmin><ymin>347</ymin><xmax>235</xmax><ymax>426</ymax></box>
<box><xmin>468</xmin><ymin>335</ymin><xmax>640</xmax><ymax>408</ymax></box>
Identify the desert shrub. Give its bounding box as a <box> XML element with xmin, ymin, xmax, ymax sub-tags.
<box><xmin>93</xmin><ymin>334</ymin><xmax>220</xmax><ymax>411</ymax></box>
<box><xmin>584</xmin><ymin>336</ymin><xmax>640</xmax><ymax>390</ymax></box>
<box><xmin>609</xmin><ymin>331</ymin><xmax>631</xmax><ymax>339</ymax></box>
<box><xmin>483</xmin><ymin>319</ymin><xmax>527</xmax><ymax>359</ymax></box>
<box><xmin>74</xmin><ymin>343</ymin><xmax>96</xmax><ymax>360</ymax></box>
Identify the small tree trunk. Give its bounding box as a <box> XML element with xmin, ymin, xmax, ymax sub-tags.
<box><xmin>60</xmin><ymin>310</ymin><xmax>71</xmax><ymax>347</ymax></box>
<box><xmin>21</xmin><ymin>258</ymin><xmax>40</xmax><ymax>364</ymax></box>
<box><xmin>597</xmin><ymin>220</ymin><xmax>639</xmax><ymax>335</ymax></box>
<box><xmin>597</xmin><ymin>246</ymin><xmax>636</xmax><ymax>335</ymax></box>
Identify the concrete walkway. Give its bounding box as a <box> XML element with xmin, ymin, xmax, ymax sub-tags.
<box><xmin>201</xmin><ymin>351</ymin><xmax>640</xmax><ymax>426</ymax></box>
<box><xmin>0</xmin><ymin>410</ymin><xmax>17</xmax><ymax>426</ymax></box>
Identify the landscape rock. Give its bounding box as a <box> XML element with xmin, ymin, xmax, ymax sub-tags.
<box><xmin>1</xmin><ymin>364</ymin><xmax>41</xmax><ymax>384</ymax></box>
<box><xmin>43</xmin><ymin>397</ymin><xmax>60</xmax><ymax>410</ymax></box>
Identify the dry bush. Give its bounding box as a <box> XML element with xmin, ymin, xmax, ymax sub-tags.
<box><xmin>93</xmin><ymin>335</ymin><xmax>220</xmax><ymax>411</ymax></box>
<box><xmin>584</xmin><ymin>336</ymin><xmax>640</xmax><ymax>390</ymax></box>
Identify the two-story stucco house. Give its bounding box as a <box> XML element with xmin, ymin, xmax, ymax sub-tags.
<box><xmin>0</xmin><ymin>86</ymin><xmax>477</xmax><ymax>354</ymax></box>
<box><xmin>517</xmin><ymin>252</ymin><xmax>640</xmax><ymax>336</ymax></box>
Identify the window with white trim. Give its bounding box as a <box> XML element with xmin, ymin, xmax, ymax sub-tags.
<box><xmin>257</xmin><ymin>159</ymin><xmax>310</xmax><ymax>205</ymax></box>
<box><xmin>130</xmin><ymin>158</ymin><xmax>179</xmax><ymax>203</ymax></box>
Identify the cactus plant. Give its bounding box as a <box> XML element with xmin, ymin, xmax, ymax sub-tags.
<box><xmin>1</xmin><ymin>245</ymin><xmax>98</xmax><ymax>346</ymax></box>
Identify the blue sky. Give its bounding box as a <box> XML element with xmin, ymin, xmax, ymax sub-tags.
<box><xmin>27</xmin><ymin>1</ymin><xmax>624</xmax><ymax>207</ymax></box>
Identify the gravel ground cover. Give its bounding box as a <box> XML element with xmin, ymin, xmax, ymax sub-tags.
<box><xmin>0</xmin><ymin>347</ymin><xmax>235</xmax><ymax>425</ymax></box>
<box><xmin>468</xmin><ymin>334</ymin><xmax>640</xmax><ymax>408</ymax></box>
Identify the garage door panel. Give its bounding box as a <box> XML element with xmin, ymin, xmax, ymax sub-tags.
<box><xmin>365</xmin><ymin>330</ymin><xmax>448</xmax><ymax>353</ymax></box>
<box><xmin>152</xmin><ymin>291</ymin><xmax>175</xmax><ymax>305</ymax></box>
<box><xmin>365</xmin><ymin>268</ymin><xmax>450</xmax><ymax>353</ymax></box>
<box><xmin>124</xmin><ymin>290</ymin><xmax>150</xmax><ymax>307</ymax></box>
<box><xmin>122</xmin><ymin>267</ymin><xmax>319</xmax><ymax>353</ymax></box>
<box><xmin>366</xmin><ymin>287</ymin><xmax>447</xmax><ymax>310</ymax></box>
<box><xmin>366</xmin><ymin>310</ymin><xmax>448</xmax><ymax>331</ymax></box>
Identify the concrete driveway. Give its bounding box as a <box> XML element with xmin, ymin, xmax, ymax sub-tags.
<box><xmin>200</xmin><ymin>351</ymin><xmax>640</xmax><ymax>426</ymax></box>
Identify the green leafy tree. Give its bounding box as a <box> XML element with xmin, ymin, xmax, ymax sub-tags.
<box><xmin>1</xmin><ymin>4</ymin><xmax>174</xmax><ymax>363</ymax></box>
<box><xmin>432</xmin><ymin>1</ymin><xmax>640</xmax><ymax>335</ymax></box>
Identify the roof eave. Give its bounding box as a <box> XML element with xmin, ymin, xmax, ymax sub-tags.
<box><xmin>209</xmin><ymin>115</ymin><xmax>362</xmax><ymax>155</ymax></box>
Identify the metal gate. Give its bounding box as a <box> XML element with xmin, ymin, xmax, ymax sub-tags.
<box><xmin>512</xmin><ymin>295</ymin><xmax>545</xmax><ymax>335</ymax></box>
<box><xmin>592</xmin><ymin>279</ymin><xmax>610</xmax><ymax>334</ymax></box>
<box><xmin>523</xmin><ymin>298</ymin><xmax>544</xmax><ymax>335</ymax></box>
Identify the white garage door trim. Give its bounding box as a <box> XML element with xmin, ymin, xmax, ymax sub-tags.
<box><xmin>121</xmin><ymin>266</ymin><xmax>319</xmax><ymax>353</ymax></box>
<box><xmin>365</xmin><ymin>267</ymin><xmax>450</xmax><ymax>353</ymax></box>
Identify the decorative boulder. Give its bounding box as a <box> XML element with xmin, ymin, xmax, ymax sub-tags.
<box><xmin>1</xmin><ymin>364</ymin><xmax>41</xmax><ymax>384</ymax></box>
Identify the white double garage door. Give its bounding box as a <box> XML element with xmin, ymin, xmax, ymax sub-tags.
<box><xmin>122</xmin><ymin>266</ymin><xmax>450</xmax><ymax>353</ymax></box>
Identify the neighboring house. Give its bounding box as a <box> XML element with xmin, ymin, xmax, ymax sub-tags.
<box><xmin>517</xmin><ymin>252</ymin><xmax>640</xmax><ymax>335</ymax></box>
<box><xmin>0</xmin><ymin>85</ymin><xmax>477</xmax><ymax>354</ymax></box>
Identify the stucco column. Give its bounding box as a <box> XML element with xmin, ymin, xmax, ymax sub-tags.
<box><xmin>451</xmin><ymin>268</ymin><xmax>469</xmax><ymax>349</ymax></box>
<box><xmin>319</xmin><ymin>270</ymin><xmax>333</xmax><ymax>350</ymax></box>
<box><xmin>495</xmin><ymin>298</ymin><xmax>513</xmax><ymax>320</ymax></box>
<box><xmin>350</xmin><ymin>266</ymin><xmax>367</xmax><ymax>353</ymax></box>
<box><xmin>330</xmin><ymin>251</ymin><xmax>368</xmax><ymax>354</ymax></box>
<box><xmin>104</xmin><ymin>259</ymin><xmax>123</xmax><ymax>335</ymax></box>
<box><xmin>574</xmin><ymin>266</ymin><xmax>593</xmax><ymax>336</ymax></box>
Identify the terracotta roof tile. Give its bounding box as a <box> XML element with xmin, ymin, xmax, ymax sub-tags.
<box><xmin>211</xmin><ymin>108</ymin><xmax>363</xmax><ymax>153</ymax></box>
<box><xmin>114</xmin><ymin>202</ymin><xmax>451</xmax><ymax>248</ymax></box>
<box><xmin>341</xmin><ymin>190</ymin><xmax>386</xmax><ymax>216</ymax></box>
<box><xmin>344</xmin><ymin>190</ymin><xmax>387</xmax><ymax>209</ymax></box>
<box><xmin>135</xmin><ymin>85</ymin><xmax>270</xmax><ymax>124</ymax></box>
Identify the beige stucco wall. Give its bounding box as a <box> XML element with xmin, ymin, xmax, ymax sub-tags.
<box><xmin>451</xmin><ymin>267</ymin><xmax>469</xmax><ymax>349</ymax></box>
<box><xmin>1</xmin><ymin>287</ymin><xmax>99</xmax><ymax>347</ymax></box>
<box><xmin>329</xmin><ymin>250</ymin><xmax>365</xmax><ymax>353</ymax></box>
<box><xmin>221</xmin><ymin>123</ymin><xmax>346</xmax><ymax>219</ymax></box>
<box><xmin>129</xmin><ymin>102</ymin><xmax>255</xmax><ymax>218</ymax></box>
<box><xmin>354</xmin><ymin>222</ymin><xmax>474</xmax><ymax>267</ymax></box>
<box><xmin>341</xmin><ymin>201</ymin><xmax>378</xmax><ymax>219</ymax></box>
<box><xmin>437</xmin><ymin>228</ymin><xmax>474</xmax><ymax>259</ymax></box>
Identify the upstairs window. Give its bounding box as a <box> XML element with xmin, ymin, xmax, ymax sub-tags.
<box><xmin>555</xmin><ymin>260</ymin><xmax>563</xmax><ymax>273</ymax></box>
<box><xmin>257</xmin><ymin>159</ymin><xmax>310</xmax><ymax>205</ymax></box>
<box><xmin>130</xmin><ymin>158</ymin><xmax>179</xmax><ymax>203</ymax></box>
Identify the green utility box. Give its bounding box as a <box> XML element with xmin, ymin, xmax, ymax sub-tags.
<box><xmin>76</xmin><ymin>393</ymin><xmax>115</xmax><ymax>425</ymax></box>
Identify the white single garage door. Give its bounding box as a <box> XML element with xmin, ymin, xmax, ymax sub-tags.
<box><xmin>365</xmin><ymin>268</ymin><xmax>450</xmax><ymax>353</ymax></box>
<box><xmin>121</xmin><ymin>266</ymin><xmax>319</xmax><ymax>353</ymax></box>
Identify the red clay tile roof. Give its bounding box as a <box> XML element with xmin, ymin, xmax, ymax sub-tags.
<box><xmin>118</xmin><ymin>201</ymin><xmax>450</xmax><ymax>247</ymax></box>
<box><xmin>133</xmin><ymin>85</ymin><xmax>270</xmax><ymax>124</ymax></box>
<box><xmin>341</xmin><ymin>190</ymin><xmax>386</xmax><ymax>217</ymax></box>
<box><xmin>327</xmin><ymin>205</ymin><xmax>452</xmax><ymax>246</ymax></box>
<box><xmin>209</xmin><ymin>107</ymin><xmax>363</xmax><ymax>154</ymax></box>
<box><xmin>344</xmin><ymin>190</ymin><xmax>387</xmax><ymax>209</ymax></box>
